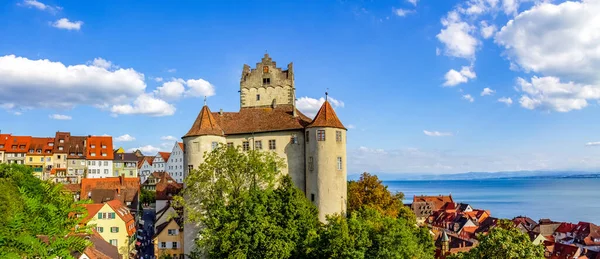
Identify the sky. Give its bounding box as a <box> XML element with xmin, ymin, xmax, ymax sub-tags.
<box><xmin>2</xmin><ymin>0</ymin><xmax>600</xmax><ymax>175</ymax></box>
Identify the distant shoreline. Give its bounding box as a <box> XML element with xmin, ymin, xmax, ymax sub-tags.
<box><xmin>349</xmin><ymin>171</ymin><xmax>600</xmax><ymax>181</ymax></box>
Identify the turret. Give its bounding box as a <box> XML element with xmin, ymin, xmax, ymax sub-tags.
<box><xmin>239</xmin><ymin>54</ymin><xmax>295</xmax><ymax>108</ymax></box>
<box><xmin>182</xmin><ymin>102</ymin><xmax>226</xmax><ymax>256</ymax></box>
<box><xmin>305</xmin><ymin>97</ymin><xmax>347</xmax><ymax>222</ymax></box>
<box><xmin>442</xmin><ymin>231</ymin><xmax>450</xmax><ymax>253</ymax></box>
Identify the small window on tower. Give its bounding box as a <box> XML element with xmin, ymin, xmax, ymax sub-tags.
<box><xmin>311</xmin><ymin>193</ymin><xmax>315</xmax><ymax>202</ymax></box>
<box><xmin>256</xmin><ymin>94</ymin><xmax>260</xmax><ymax>101</ymax></box>
<box><xmin>263</xmin><ymin>78</ymin><xmax>270</xmax><ymax>85</ymax></box>
<box><xmin>317</xmin><ymin>130</ymin><xmax>326</xmax><ymax>141</ymax></box>
<box><xmin>263</xmin><ymin>66</ymin><xmax>269</xmax><ymax>73</ymax></box>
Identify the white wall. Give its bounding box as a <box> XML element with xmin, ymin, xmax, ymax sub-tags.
<box><xmin>86</xmin><ymin>160</ymin><xmax>113</xmax><ymax>178</ymax></box>
<box><xmin>167</xmin><ymin>143</ymin><xmax>184</xmax><ymax>183</ymax></box>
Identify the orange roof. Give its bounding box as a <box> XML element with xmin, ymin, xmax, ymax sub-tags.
<box><xmin>82</xmin><ymin>203</ymin><xmax>104</xmax><ymax>223</ymax></box>
<box><xmin>307</xmin><ymin>100</ymin><xmax>346</xmax><ymax>129</ymax></box>
<box><xmin>80</xmin><ymin>177</ymin><xmax>140</xmax><ymax>204</ymax></box>
<box><xmin>5</xmin><ymin>135</ymin><xmax>32</xmax><ymax>153</ymax></box>
<box><xmin>105</xmin><ymin>199</ymin><xmax>136</xmax><ymax>236</ymax></box>
<box><xmin>0</xmin><ymin>134</ymin><xmax>11</xmax><ymax>151</ymax></box>
<box><xmin>208</xmin><ymin>105</ymin><xmax>311</xmax><ymax>135</ymax></box>
<box><xmin>86</xmin><ymin>136</ymin><xmax>114</xmax><ymax>160</ymax></box>
<box><xmin>178</xmin><ymin>142</ymin><xmax>184</xmax><ymax>151</ymax></box>
<box><xmin>27</xmin><ymin>137</ymin><xmax>55</xmax><ymax>155</ymax></box>
<box><xmin>414</xmin><ymin>195</ymin><xmax>454</xmax><ymax>211</ymax></box>
<box><xmin>184</xmin><ymin>105</ymin><xmax>224</xmax><ymax>137</ymax></box>
<box><xmin>53</xmin><ymin>132</ymin><xmax>70</xmax><ymax>154</ymax></box>
<box><xmin>158</xmin><ymin>152</ymin><xmax>171</xmax><ymax>161</ymax></box>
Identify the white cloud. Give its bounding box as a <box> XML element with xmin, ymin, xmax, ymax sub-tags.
<box><xmin>347</xmin><ymin>124</ymin><xmax>356</xmax><ymax>129</ymax></box>
<box><xmin>498</xmin><ymin>97</ymin><xmax>513</xmax><ymax>106</ymax></box>
<box><xmin>167</xmin><ymin>68</ymin><xmax>177</xmax><ymax>73</ymax></box>
<box><xmin>585</xmin><ymin>142</ymin><xmax>600</xmax><ymax>147</ymax></box>
<box><xmin>495</xmin><ymin>1</ymin><xmax>600</xmax><ymax>85</ymax></box>
<box><xmin>115</xmin><ymin>134</ymin><xmax>136</xmax><ymax>142</ymax></box>
<box><xmin>480</xmin><ymin>21</ymin><xmax>497</xmax><ymax>39</ymax></box>
<box><xmin>49</xmin><ymin>114</ymin><xmax>71</xmax><ymax>120</ymax></box>
<box><xmin>407</xmin><ymin>0</ymin><xmax>418</xmax><ymax>6</ymax></box>
<box><xmin>463</xmin><ymin>94</ymin><xmax>475</xmax><ymax>102</ymax></box>
<box><xmin>155</xmin><ymin>80</ymin><xmax>186</xmax><ymax>100</ymax></box>
<box><xmin>296</xmin><ymin>96</ymin><xmax>344</xmax><ymax>118</ymax></box>
<box><xmin>393</xmin><ymin>8</ymin><xmax>414</xmax><ymax>17</ymax></box>
<box><xmin>161</xmin><ymin>136</ymin><xmax>177</xmax><ymax>141</ymax></box>
<box><xmin>481</xmin><ymin>87</ymin><xmax>495</xmax><ymax>96</ymax></box>
<box><xmin>443</xmin><ymin>66</ymin><xmax>476</xmax><ymax>86</ymax></box>
<box><xmin>111</xmin><ymin>93</ymin><xmax>176</xmax><ymax>116</ymax></box>
<box><xmin>52</xmin><ymin>18</ymin><xmax>83</xmax><ymax>31</ymax></box>
<box><xmin>13</xmin><ymin>111</ymin><xmax>22</xmax><ymax>116</ymax></box>
<box><xmin>502</xmin><ymin>0</ymin><xmax>519</xmax><ymax>15</ymax></box>
<box><xmin>20</xmin><ymin>0</ymin><xmax>61</xmax><ymax>13</ymax></box>
<box><xmin>91</xmin><ymin>58</ymin><xmax>113</xmax><ymax>69</ymax></box>
<box><xmin>127</xmin><ymin>145</ymin><xmax>160</xmax><ymax>155</ymax></box>
<box><xmin>153</xmin><ymin>77</ymin><xmax>163</xmax><ymax>82</ymax></box>
<box><xmin>517</xmin><ymin>76</ymin><xmax>600</xmax><ymax>112</ymax></box>
<box><xmin>0</xmin><ymin>55</ymin><xmax>146</xmax><ymax>110</ymax></box>
<box><xmin>423</xmin><ymin>130</ymin><xmax>453</xmax><ymax>137</ymax></box>
<box><xmin>186</xmin><ymin>79</ymin><xmax>215</xmax><ymax>97</ymax></box>
<box><xmin>437</xmin><ymin>12</ymin><xmax>479</xmax><ymax>59</ymax></box>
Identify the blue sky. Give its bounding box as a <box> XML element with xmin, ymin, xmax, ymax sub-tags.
<box><xmin>2</xmin><ymin>0</ymin><xmax>600</xmax><ymax>175</ymax></box>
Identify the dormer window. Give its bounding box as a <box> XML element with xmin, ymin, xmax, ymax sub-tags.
<box><xmin>37</xmin><ymin>149</ymin><xmax>41</xmax><ymax>153</ymax></box>
<box><xmin>59</xmin><ymin>139</ymin><xmax>64</xmax><ymax>143</ymax></box>
<box><xmin>58</xmin><ymin>146</ymin><xmax>63</xmax><ymax>151</ymax></box>
<box><xmin>102</xmin><ymin>145</ymin><xmax>106</xmax><ymax>148</ymax></box>
<box><xmin>29</xmin><ymin>149</ymin><xmax>34</xmax><ymax>153</ymax></box>
<box><xmin>91</xmin><ymin>153</ymin><xmax>96</xmax><ymax>157</ymax></box>
<box><xmin>48</xmin><ymin>143</ymin><xmax>53</xmax><ymax>146</ymax></box>
<box><xmin>91</xmin><ymin>145</ymin><xmax>95</xmax><ymax>148</ymax></box>
<box><xmin>262</xmin><ymin>78</ymin><xmax>270</xmax><ymax>85</ymax></box>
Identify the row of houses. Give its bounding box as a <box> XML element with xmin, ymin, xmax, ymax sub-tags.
<box><xmin>0</xmin><ymin>132</ymin><xmax>187</xmax><ymax>184</ymax></box>
<box><xmin>410</xmin><ymin>195</ymin><xmax>600</xmax><ymax>259</ymax></box>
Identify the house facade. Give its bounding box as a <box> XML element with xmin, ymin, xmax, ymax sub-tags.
<box><xmin>113</xmin><ymin>152</ymin><xmax>138</xmax><ymax>178</ymax></box>
<box><xmin>138</xmin><ymin>157</ymin><xmax>153</xmax><ymax>184</ymax></box>
<box><xmin>153</xmin><ymin>205</ymin><xmax>184</xmax><ymax>259</ymax></box>
<box><xmin>83</xmin><ymin>200</ymin><xmax>136</xmax><ymax>258</ymax></box>
<box><xmin>86</xmin><ymin>136</ymin><xmax>114</xmax><ymax>178</ymax></box>
<box><xmin>153</xmin><ymin>152</ymin><xmax>170</xmax><ymax>173</ymax></box>
<box><xmin>166</xmin><ymin>142</ymin><xmax>184</xmax><ymax>183</ymax></box>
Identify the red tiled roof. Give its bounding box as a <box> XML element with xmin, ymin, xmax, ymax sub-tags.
<box><xmin>414</xmin><ymin>194</ymin><xmax>454</xmax><ymax>211</ymax></box>
<box><xmin>82</xmin><ymin>203</ymin><xmax>104</xmax><ymax>223</ymax></box>
<box><xmin>555</xmin><ymin>222</ymin><xmax>577</xmax><ymax>233</ymax></box>
<box><xmin>27</xmin><ymin>137</ymin><xmax>54</xmax><ymax>155</ymax></box>
<box><xmin>105</xmin><ymin>199</ymin><xmax>135</xmax><ymax>236</ymax></box>
<box><xmin>86</xmin><ymin>136</ymin><xmax>114</xmax><ymax>160</ymax></box>
<box><xmin>53</xmin><ymin>132</ymin><xmax>70</xmax><ymax>154</ymax></box>
<box><xmin>551</xmin><ymin>243</ymin><xmax>580</xmax><ymax>259</ymax></box>
<box><xmin>80</xmin><ymin>177</ymin><xmax>140</xmax><ymax>204</ymax></box>
<box><xmin>184</xmin><ymin>105</ymin><xmax>224</xmax><ymax>137</ymax></box>
<box><xmin>307</xmin><ymin>100</ymin><xmax>346</xmax><ymax>130</ymax></box>
<box><xmin>158</xmin><ymin>152</ymin><xmax>171</xmax><ymax>162</ymax></box>
<box><xmin>66</xmin><ymin>136</ymin><xmax>87</xmax><ymax>159</ymax></box>
<box><xmin>178</xmin><ymin>142</ymin><xmax>184</xmax><ymax>151</ymax></box>
<box><xmin>0</xmin><ymin>134</ymin><xmax>11</xmax><ymax>151</ymax></box>
<box><xmin>5</xmin><ymin>135</ymin><xmax>32</xmax><ymax>153</ymax></box>
<box><xmin>205</xmin><ymin>105</ymin><xmax>311</xmax><ymax>136</ymax></box>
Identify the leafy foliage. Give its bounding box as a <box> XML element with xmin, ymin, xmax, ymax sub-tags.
<box><xmin>348</xmin><ymin>172</ymin><xmax>406</xmax><ymax>218</ymax></box>
<box><xmin>0</xmin><ymin>164</ymin><xmax>92</xmax><ymax>258</ymax></box>
<box><xmin>451</xmin><ymin>219</ymin><xmax>544</xmax><ymax>259</ymax></box>
<box><xmin>140</xmin><ymin>188</ymin><xmax>156</xmax><ymax>205</ymax></box>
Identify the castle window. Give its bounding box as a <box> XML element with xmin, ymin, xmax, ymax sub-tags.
<box><xmin>336</xmin><ymin>131</ymin><xmax>342</xmax><ymax>142</ymax></box>
<box><xmin>263</xmin><ymin>66</ymin><xmax>269</xmax><ymax>73</ymax></box>
<box><xmin>256</xmin><ymin>94</ymin><xmax>260</xmax><ymax>101</ymax></box>
<box><xmin>242</xmin><ymin>141</ymin><xmax>250</xmax><ymax>151</ymax></box>
<box><xmin>188</xmin><ymin>165</ymin><xmax>193</xmax><ymax>174</ymax></box>
<box><xmin>255</xmin><ymin>140</ymin><xmax>262</xmax><ymax>150</ymax></box>
<box><xmin>309</xmin><ymin>157</ymin><xmax>313</xmax><ymax>171</ymax></box>
<box><xmin>317</xmin><ymin>130</ymin><xmax>326</xmax><ymax>141</ymax></box>
<box><xmin>311</xmin><ymin>193</ymin><xmax>315</xmax><ymax>202</ymax></box>
<box><xmin>291</xmin><ymin>134</ymin><xmax>298</xmax><ymax>144</ymax></box>
<box><xmin>337</xmin><ymin>157</ymin><xmax>343</xmax><ymax>170</ymax></box>
<box><xmin>263</xmin><ymin>78</ymin><xmax>270</xmax><ymax>85</ymax></box>
<box><xmin>211</xmin><ymin>142</ymin><xmax>218</xmax><ymax>150</ymax></box>
<box><xmin>268</xmin><ymin>140</ymin><xmax>276</xmax><ymax>150</ymax></box>
<box><xmin>305</xmin><ymin>131</ymin><xmax>309</xmax><ymax>142</ymax></box>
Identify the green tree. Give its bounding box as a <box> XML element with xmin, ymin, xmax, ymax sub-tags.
<box><xmin>317</xmin><ymin>208</ymin><xmax>435</xmax><ymax>259</ymax></box>
<box><xmin>0</xmin><ymin>164</ymin><xmax>91</xmax><ymax>258</ymax></box>
<box><xmin>453</xmin><ymin>219</ymin><xmax>544</xmax><ymax>259</ymax></box>
<box><xmin>140</xmin><ymin>188</ymin><xmax>156</xmax><ymax>205</ymax></box>
<box><xmin>347</xmin><ymin>172</ymin><xmax>406</xmax><ymax>219</ymax></box>
<box><xmin>177</xmin><ymin>145</ymin><xmax>321</xmax><ymax>258</ymax></box>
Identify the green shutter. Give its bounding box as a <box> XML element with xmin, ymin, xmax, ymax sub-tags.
<box><xmin>97</xmin><ymin>212</ymin><xmax>103</xmax><ymax>219</ymax></box>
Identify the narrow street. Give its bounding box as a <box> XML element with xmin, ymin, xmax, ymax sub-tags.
<box><xmin>138</xmin><ymin>207</ymin><xmax>155</xmax><ymax>259</ymax></box>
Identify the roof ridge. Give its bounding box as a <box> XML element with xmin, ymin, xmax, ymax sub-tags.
<box><xmin>307</xmin><ymin>100</ymin><xmax>346</xmax><ymax>129</ymax></box>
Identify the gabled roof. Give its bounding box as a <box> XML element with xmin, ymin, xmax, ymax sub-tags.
<box><xmin>66</xmin><ymin>136</ymin><xmax>87</xmax><ymax>159</ymax></box>
<box><xmin>555</xmin><ymin>222</ymin><xmax>577</xmax><ymax>233</ymax></box>
<box><xmin>86</xmin><ymin>136</ymin><xmax>114</xmax><ymax>160</ymax></box>
<box><xmin>158</xmin><ymin>152</ymin><xmax>171</xmax><ymax>162</ymax></box>
<box><xmin>80</xmin><ymin>177</ymin><xmax>140</xmax><ymax>210</ymax></box>
<box><xmin>208</xmin><ymin>105</ymin><xmax>312</xmax><ymax>135</ymax></box>
<box><xmin>82</xmin><ymin>203</ymin><xmax>105</xmax><ymax>223</ymax></box>
<box><xmin>184</xmin><ymin>105</ymin><xmax>224</xmax><ymax>137</ymax></box>
<box><xmin>414</xmin><ymin>194</ymin><xmax>454</xmax><ymax>211</ymax></box>
<box><xmin>0</xmin><ymin>134</ymin><xmax>11</xmax><ymax>151</ymax></box>
<box><xmin>137</xmin><ymin>156</ymin><xmax>154</xmax><ymax>169</ymax></box>
<box><xmin>113</xmin><ymin>152</ymin><xmax>138</xmax><ymax>162</ymax></box>
<box><xmin>306</xmin><ymin>100</ymin><xmax>346</xmax><ymax>129</ymax></box>
<box><xmin>5</xmin><ymin>135</ymin><xmax>32</xmax><ymax>153</ymax></box>
<box><xmin>53</xmin><ymin>132</ymin><xmax>70</xmax><ymax>154</ymax></box>
<box><xmin>27</xmin><ymin>137</ymin><xmax>55</xmax><ymax>155</ymax></box>
<box><xmin>177</xmin><ymin>142</ymin><xmax>184</xmax><ymax>151</ymax></box>
<box><xmin>105</xmin><ymin>199</ymin><xmax>135</xmax><ymax>236</ymax></box>
<box><xmin>81</xmin><ymin>230</ymin><xmax>121</xmax><ymax>259</ymax></box>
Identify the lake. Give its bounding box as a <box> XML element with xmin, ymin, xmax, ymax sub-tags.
<box><xmin>385</xmin><ymin>178</ymin><xmax>600</xmax><ymax>224</ymax></box>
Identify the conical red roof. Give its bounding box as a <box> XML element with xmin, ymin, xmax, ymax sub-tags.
<box><xmin>307</xmin><ymin>100</ymin><xmax>346</xmax><ymax>130</ymax></box>
<box><xmin>184</xmin><ymin>105</ymin><xmax>224</xmax><ymax>137</ymax></box>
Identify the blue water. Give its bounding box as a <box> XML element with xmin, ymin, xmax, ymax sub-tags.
<box><xmin>385</xmin><ymin>178</ymin><xmax>600</xmax><ymax>224</ymax></box>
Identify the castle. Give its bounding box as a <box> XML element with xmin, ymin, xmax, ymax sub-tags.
<box><xmin>181</xmin><ymin>54</ymin><xmax>348</xmax><ymax>254</ymax></box>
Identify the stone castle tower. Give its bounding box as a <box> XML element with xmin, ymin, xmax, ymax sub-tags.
<box><xmin>182</xmin><ymin>54</ymin><xmax>347</xmax><ymax>255</ymax></box>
